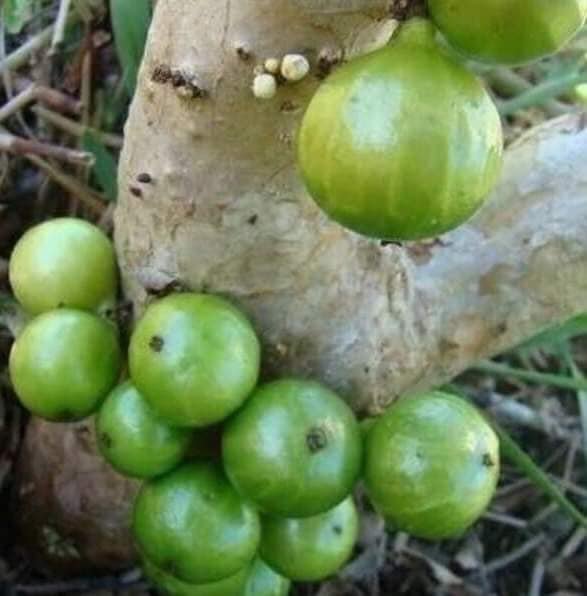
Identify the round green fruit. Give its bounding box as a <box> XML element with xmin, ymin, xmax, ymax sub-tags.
<box><xmin>260</xmin><ymin>497</ymin><xmax>359</xmax><ymax>582</ymax></box>
<box><xmin>9</xmin><ymin>309</ymin><xmax>121</xmax><ymax>421</ymax></box>
<box><xmin>132</xmin><ymin>461</ymin><xmax>260</xmax><ymax>584</ymax></box>
<box><xmin>142</xmin><ymin>557</ymin><xmax>249</xmax><ymax>596</ymax></box>
<box><xmin>244</xmin><ymin>558</ymin><xmax>290</xmax><ymax>596</ymax></box>
<box><xmin>429</xmin><ymin>0</ymin><xmax>587</xmax><ymax>65</ymax></box>
<box><xmin>364</xmin><ymin>391</ymin><xmax>499</xmax><ymax>540</ymax></box>
<box><xmin>9</xmin><ymin>218</ymin><xmax>118</xmax><ymax>315</ymax></box>
<box><xmin>223</xmin><ymin>379</ymin><xmax>362</xmax><ymax>518</ymax></box>
<box><xmin>129</xmin><ymin>293</ymin><xmax>260</xmax><ymax>428</ymax></box>
<box><xmin>96</xmin><ymin>381</ymin><xmax>192</xmax><ymax>478</ymax></box>
<box><xmin>297</xmin><ymin>18</ymin><xmax>503</xmax><ymax>241</ymax></box>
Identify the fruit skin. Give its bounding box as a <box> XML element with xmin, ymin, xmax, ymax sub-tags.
<box><xmin>364</xmin><ymin>391</ymin><xmax>499</xmax><ymax>540</ymax></box>
<box><xmin>297</xmin><ymin>18</ymin><xmax>503</xmax><ymax>241</ymax></box>
<box><xmin>9</xmin><ymin>218</ymin><xmax>118</xmax><ymax>315</ymax></box>
<box><xmin>259</xmin><ymin>496</ymin><xmax>359</xmax><ymax>582</ymax></box>
<box><xmin>223</xmin><ymin>379</ymin><xmax>362</xmax><ymax>518</ymax></box>
<box><xmin>429</xmin><ymin>0</ymin><xmax>587</xmax><ymax>66</ymax></box>
<box><xmin>141</xmin><ymin>556</ymin><xmax>249</xmax><ymax>596</ymax></box>
<box><xmin>129</xmin><ymin>293</ymin><xmax>260</xmax><ymax>428</ymax></box>
<box><xmin>244</xmin><ymin>558</ymin><xmax>290</xmax><ymax>596</ymax></box>
<box><xmin>9</xmin><ymin>309</ymin><xmax>121</xmax><ymax>421</ymax></box>
<box><xmin>132</xmin><ymin>461</ymin><xmax>261</xmax><ymax>584</ymax></box>
<box><xmin>96</xmin><ymin>381</ymin><xmax>192</xmax><ymax>478</ymax></box>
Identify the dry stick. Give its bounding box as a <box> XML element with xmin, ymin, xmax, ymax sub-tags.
<box><xmin>25</xmin><ymin>154</ymin><xmax>105</xmax><ymax>215</ymax></box>
<box><xmin>32</xmin><ymin>106</ymin><xmax>123</xmax><ymax>148</ymax></box>
<box><xmin>51</xmin><ymin>0</ymin><xmax>73</xmax><ymax>52</ymax></box>
<box><xmin>0</xmin><ymin>25</ymin><xmax>55</xmax><ymax>75</ymax></box>
<box><xmin>528</xmin><ymin>558</ymin><xmax>545</xmax><ymax>596</ymax></box>
<box><xmin>0</xmin><ymin>84</ymin><xmax>37</xmax><ymax>123</ymax></box>
<box><xmin>0</xmin><ymin>129</ymin><xmax>92</xmax><ymax>165</ymax></box>
<box><xmin>482</xmin><ymin>534</ymin><xmax>546</xmax><ymax>575</ymax></box>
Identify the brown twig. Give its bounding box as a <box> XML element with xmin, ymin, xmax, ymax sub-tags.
<box><xmin>24</xmin><ymin>154</ymin><xmax>105</xmax><ymax>215</ymax></box>
<box><xmin>481</xmin><ymin>534</ymin><xmax>546</xmax><ymax>574</ymax></box>
<box><xmin>14</xmin><ymin>572</ymin><xmax>148</xmax><ymax>594</ymax></box>
<box><xmin>32</xmin><ymin>106</ymin><xmax>123</xmax><ymax>149</ymax></box>
<box><xmin>0</xmin><ymin>130</ymin><xmax>92</xmax><ymax>165</ymax></box>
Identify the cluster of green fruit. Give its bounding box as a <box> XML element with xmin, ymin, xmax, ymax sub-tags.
<box><xmin>298</xmin><ymin>2</ymin><xmax>587</xmax><ymax>241</ymax></box>
<box><xmin>7</xmin><ymin>217</ymin><xmax>500</xmax><ymax>595</ymax></box>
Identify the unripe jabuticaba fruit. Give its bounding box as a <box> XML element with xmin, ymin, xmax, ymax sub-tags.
<box><xmin>297</xmin><ymin>18</ymin><xmax>503</xmax><ymax>241</ymax></box>
<box><xmin>428</xmin><ymin>0</ymin><xmax>587</xmax><ymax>66</ymax></box>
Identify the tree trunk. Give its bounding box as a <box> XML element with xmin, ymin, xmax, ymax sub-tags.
<box><xmin>15</xmin><ymin>0</ymin><xmax>587</xmax><ymax>573</ymax></box>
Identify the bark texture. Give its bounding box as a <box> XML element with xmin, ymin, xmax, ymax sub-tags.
<box><xmin>115</xmin><ymin>0</ymin><xmax>587</xmax><ymax>413</ymax></box>
<box><xmin>14</xmin><ymin>0</ymin><xmax>587</xmax><ymax>572</ymax></box>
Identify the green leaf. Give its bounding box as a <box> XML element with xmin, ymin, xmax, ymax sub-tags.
<box><xmin>3</xmin><ymin>0</ymin><xmax>38</xmax><ymax>34</ymax></box>
<box><xmin>515</xmin><ymin>313</ymin><xmax>587</xmax><ymax>356</ymax></box>
<box><xmin>109</xmin><ymin>0</ymin><xmax>152</xmax><ymax>96</ymax></box>
<box><xmin>81</xmin><ymin>131</ymin><xmax>118</xmax><ymax>202</ymax></box>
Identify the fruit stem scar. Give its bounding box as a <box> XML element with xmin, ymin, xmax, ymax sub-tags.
<box><xmin>483</xmin><ymin>453</ymin><xmax>495</xmax><ymax>467</ymax></box>
<box><xmin>306</xmin><ymin>426</ymin><xmax>328</xmax><ymax>453</ymax></box>
<box><xmin>149</xmin><ymin>335</ymin><xmax>164</xmax><ymax>352</ymax></box>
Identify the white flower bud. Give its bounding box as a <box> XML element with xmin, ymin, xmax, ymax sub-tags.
<box><xmin>252</xmin><ymin>74</ymin><xmax>277</xmax><ymax>100</ymax></box>
<box><xmin>281</xmin><ymin>54</ymin><xmax>310</xmax><ymax>82</ymax></box>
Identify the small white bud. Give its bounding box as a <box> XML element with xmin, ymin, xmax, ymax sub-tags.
<box><xmin>252</xmin><ymin>74</ymin><xmax>277</xmax><ymax>100</ymax></box>
<box><xmin>264</xmin><ymin>57</ymin><xmax>281</xmax><ymax>74</ymax></box>
<box><xmin>281</xmin><ymin>54</ymin><xmax>310</xmax><ymax>82</ymax></box>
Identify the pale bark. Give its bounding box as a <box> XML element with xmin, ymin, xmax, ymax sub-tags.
<box><xmin>14</xmin><ymin>0</ymin><xmax>587</xmax><ymax>572</ymax></box>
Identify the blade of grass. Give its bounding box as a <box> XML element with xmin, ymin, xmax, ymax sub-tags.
<box><xmin>109</xmin><ymin>0</ymin><xmax>151</xmax><ymax>96</ymax></box>
<box><xmin>81</xmin><ymin>130</ymin><xmax>118</xmax><ymax>201</ymax></box>
<box><xmin>473</xmin><ymin>360</ymin><xmax>587</xmax><ymax>393</ymax></box>
<box><xmin>561</xmin><ymin>347</ymin><xmax>587</xmax><ymax>462</ymax></box>
<box><xmin>443</xmin><ymin>383</ymin><xmax>587</xmax><ymax>529</ymax></box>
<box><xmin>3</xmin><ymin>0</ymin><xmax>38</xmax><ymax>34</ymax></box>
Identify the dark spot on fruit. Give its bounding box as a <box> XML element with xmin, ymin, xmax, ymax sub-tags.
<box><xmin>364</xmin><ymin>366</ymin><xmax>370</xmax><ymax>374</ymax></box>
<box><xmin>129</xmin><ymin>185</ymin><xmax>143</xmax><ymax>198</ymax></box>
<box><xmin>57</xmin><ymin>302</ymin><xmax>65</xmax><ymax>308</ymax></box>
<box><xmin>99</xmin><ymin>432</ymin><xmax>113</xmax><ymax>449</ymax></box>
<box><xmin>306</xmin><ymin>426</ymin><xmax>328</xmax><ymax>453</ymax></box>
<box><xmin>149</xmin><ymin>335</ymin><xmax>164</xmax><ymax>352</ymax></box>
<box><xmin>247</xmin><ymin>214</ymin><xmax>258</xmax><ymax>225</ymax></box>
<box><xmin>332</xmin><ymin>525</ymin><xmax>342</xmax><ymax>535</ymax></box>
<box><xmin>482</xmin><ymin>453</ymin><xmax>495</xmax><ymax>467</ymax></box>
<box><xmin>137</xmin><ymin>172</ymin><xmax>152</xmax><ymax>184</ymax></box>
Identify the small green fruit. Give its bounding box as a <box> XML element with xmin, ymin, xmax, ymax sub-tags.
<box><xmin>141</xmin><ymin>557</ymin><xmax>249</xmax><ymax>596</ymax></box>
<box><xmin>297</xmin><ymin>18</ymin><xmax>503</xmax><ymax>241</ymax></box>
<box><xmin>129</xmin><ymin>293</ymin><xmax>260</xmax><ymax>428</ymax></box>
<box><xmin>9</xmin><ymin>218</ymin><xmax>118</xmax><ymax>315</ymax></box>
<box><xmin>96</xmin><ymin>381</ymin><xmax>192</xmax><ymax>478</ymax></box>
<box><xmin>132</xmin><ymin>461</ymin><xmax>260</xmax><ymax>584</ymax></box>
<box><xmin>260</xmin><ymin>497</ymin><xmax>359</xmax><ymax>582</ymax></box>
<box><xmin>364</xmin><ymin>391</ymin><xmax>499</xmax><ymax>540</ymax></box>
<box><xmin>223</xmin><ymin>379</ymin><xmax>362</xmax><ymax>518</ymax></box>
<box><xmin>244</xmin><ymin>558</ymin><xmax>290</xmax><ymax>596</ymax></box>
<box><xmin>429</xmin><ymin>0</ymin><xmax>587</xmax><ymax>65</ymax></box>
<box><xmin>9</xmin><ymin>309</ymin><xmax>121</xmax><ymax>421</ymax></box>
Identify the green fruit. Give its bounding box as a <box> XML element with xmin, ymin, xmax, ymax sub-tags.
<box><xmin>244</xmin><ymin>558</ymin><xmax>290</xmax><ymax>596</ymax></box>
<box><xmin>297</xmin><ymin>18</ymin><xmax>503</xmax><ymax>241</ymax></box>
<box><xmin>142</xmin><ymin>556</ymin><xmax>249</xmax><ymax>596</ymax></box>
<box><xmin>129</xmin><ymin>293</ymin><xmax>260</xmax><ymax>428</ymax></box>
<box><xmin>9</xmin><ymin>309</ymin><xmax>121</xmax><ymax>421</ymax></box>
<box><xmin>429</xmin><ymin>0</ymin><xmax>587</xmax><ymax>65</ymax></box>
<box><xmin>364</xmin><ymin>391</ymin><xmax>499</xmax><ymax>540</ymax></box>
<box><xmin>133</xmin><ymin>461</ymin><xmax>261</xmax><ymax>584</ymax></box>
<box><xmin>9</xmin><ymin>218</ymin><xmax>117</xmax><ymax>315</ymax></box>
<box><xmin>96</xmin><ymin>381</ymin><xmax>192</xmax><ymax>478</ymax></box>
<box><xmin>260</xmin><ymin>497</ymin><xmax>359</xmax><ymax>582</ymax></box>
<box><xmin>223</xmin><ymin>379</ymin><xmax>362</xmax><ymax>518</ymax></box>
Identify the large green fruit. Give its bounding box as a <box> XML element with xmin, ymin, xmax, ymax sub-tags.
<box><xmin>364</xmin><ymin>391</ymin><xmax>499</xmax><ymax>540</ymax></box>
<box><xmin>132</xmin><ymin>461</ymin><xmax>260</xmax><ymax>584</ymax></box>
<box><xmin>297</xmin><ymin>18</ymin><xmax>503</xmax><ymax>241</ymax></box>
<box><xmin>9</xmin><ymin>309</ymin><xmax>121</xmax><ymax>421</ymax></box>
<box><xmin>244</xmin><ymin>558</ymin><xmax>290</xmax><ymax>596</ymax></box>
<box><xmin>9</xmin><ymin>218</ymin><xmax>118</xmax><ymax>315</ymax></box>
<box><xmin>96</xmin><ymin>381</ymin><xmax>192</xmax><ymax>478</ymax></box>
<box><xmin>260</xmin><ymin>497</ymin><xmax>359</xmax><ymax>582</ymax></box>
<box><xmin>223</xmin><ymin>379</ymin><xmax>362</xmax><ymax>518</ymax></box>
<box><xmin>142</xmin><ymin>557</ymin><xmax>249</xmax><ymax>596</ymax></box>
<box><xmin>129</xmin><ymin>293</ymin><xmax>260</xmax><ymax>428</ymax></box>
<box><xmin>429</xmin><ymin>0</ymin><xmax>587</xmax><ymax>65</ymax></box>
